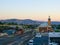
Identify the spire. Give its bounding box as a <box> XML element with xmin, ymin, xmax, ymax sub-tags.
<box><xmin>49</xmin><ymin>16</ymin><xmax>50</xmax><ymax>18</ymax></box>
<box><xmin>48</xmin><ymin>16</ymin><xmax>50</xmax><ymax>20</ymax></box>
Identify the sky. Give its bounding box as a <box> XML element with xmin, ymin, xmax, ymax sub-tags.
<box><xmin>0</xmin><ymin>0</ymin><xmax>60</xmax><ymax>21</ymax></box>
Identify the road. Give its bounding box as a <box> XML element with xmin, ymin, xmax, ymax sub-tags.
<box><xmin>0</xmin><ymin>30</ymin><xmax>35</xmax><ymax>45</ymax></box>
<box><xmin>27</xmin><ymin>33</ymin><xmax>49</xmax><ymax>45</ymax></box>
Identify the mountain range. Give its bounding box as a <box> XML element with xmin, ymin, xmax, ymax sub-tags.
<box><xmin>0</xmin><ymin>19</ymin><xmax>60</xmax><ymax>25</ymax></box>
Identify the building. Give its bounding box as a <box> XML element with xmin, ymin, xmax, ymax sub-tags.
<box><xmin>28</xmin><ymin>32</ymin><xmax>60</xmax><ymax>45</ymax></box>
<box><xmin>15</xmin><ymin>29</ymin><xmax>24</xmax><ymax>35</ymax></box>
<box><xmin>38</xmin><ymin>16</ymin><xmax>53</xmax><ymax>32</ymax></box>
<box><xmin>3</xmin><ymin>29</ymin><xmax>16</xmax><ymax>35</ymax></box>
<box><xmin>49</xmin><ymin>32</ymin><xmax>60</xmax><ymax>45</ymax></box>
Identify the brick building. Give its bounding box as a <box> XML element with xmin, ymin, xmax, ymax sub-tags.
<box><xmin>38</xmin><ymin>16</ymin><xmax>53</xmax><ymax>32</ymax></box>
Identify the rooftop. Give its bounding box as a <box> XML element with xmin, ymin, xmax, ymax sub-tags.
<box><xmin>38</xmin><ymin>23</ymin><xmax>51</xmax><ymax>27</ymax></box>
<box><xmin>49</xmin><ymin>32</ymin><xmax>60</xmax><ymax>37</ymax></box>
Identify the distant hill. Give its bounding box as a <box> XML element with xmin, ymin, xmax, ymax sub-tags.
<box><xmin>51</xmin><ymin>21</ymin><xmax>60</xmax><ymax>25</ymax></box>
<box><xmin>0</xmin><ymin>19</ymin><xmax>60</xmax><ymax>25</ymax></box>
<box><xmin>0</xmin><ymin>19</ymin><xmax>41</xmax><ymax>25</ymax></box>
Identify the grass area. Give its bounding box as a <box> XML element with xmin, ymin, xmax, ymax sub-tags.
<box><xmin>55</xmin><ymin>30</ymin><xmax>60</xmax><ymax>32</ymax></box>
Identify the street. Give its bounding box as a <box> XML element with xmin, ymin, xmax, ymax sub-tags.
<box><xmin>0</xmin><ymin>30</ymin><xmax>35</xmax><ymax>45</ymax></box>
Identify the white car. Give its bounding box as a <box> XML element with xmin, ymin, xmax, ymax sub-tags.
<box><xmin>29</xmin><ymin>40</ymin><xmax>33</xmax><ymax>45</ymax></box>
<box><xmin>49</xmin><ymin>42</ymin><xmax>58</xmax><ymax>45</ymax></box>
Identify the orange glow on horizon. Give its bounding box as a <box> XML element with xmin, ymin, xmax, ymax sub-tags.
<box><xmin>0</xmin><ymin>11</ymin><xmax>60</xmax><ymax>21</ymax></box>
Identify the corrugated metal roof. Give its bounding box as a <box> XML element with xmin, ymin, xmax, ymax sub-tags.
<box><xmin>49</xmin><ymin>32</ymin><xmax>60</xmax><ymax>37</ymax></box>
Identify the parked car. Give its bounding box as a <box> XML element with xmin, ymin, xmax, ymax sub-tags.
<box><xmin>28</xmin><ymin>40</ymin><xmax>33</xmax><ymax>45</ymax></box>
<box><xmin>49</xmin><ymin>42</ymin><xmax>58</xmax><ymax>45</ymax></box>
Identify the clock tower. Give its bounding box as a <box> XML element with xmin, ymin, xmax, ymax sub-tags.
<box><xmin>48</xmin><ymin>16</ymin><xmax>51</xmax><ymax>26</ymax></box>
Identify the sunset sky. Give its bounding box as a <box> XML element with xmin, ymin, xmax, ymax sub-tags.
<box><xmin>0</xmin><ymin>0</ymin><xmax>60</xmax><ymax>21</ymax></box>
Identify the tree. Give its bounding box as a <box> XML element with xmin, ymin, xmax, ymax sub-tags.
<box><xmin>7</xmin><ymin>22</ymin><xmax>17</xmax><ymax>25</ymax></box>
<box><xmin>56</xmin><ymin>25</ymin><xmax>60</xmax><ymax>29</ymax></box>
